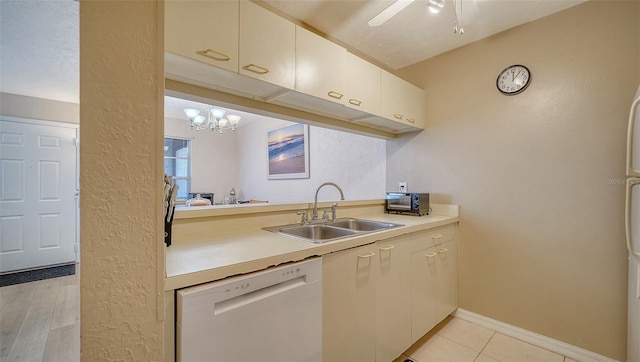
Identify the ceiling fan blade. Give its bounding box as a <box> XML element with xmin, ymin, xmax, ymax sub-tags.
<box><xmin>368</xmin><ymin>0</ymin><xmax>415</xmax><ymax>27</ymax></box>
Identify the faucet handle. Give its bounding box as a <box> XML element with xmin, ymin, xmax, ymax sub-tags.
<box><xmin>296</xmin><ymin>211</ymin><xmax>308</xmax><ymax>225</ymax></box>
<box><xmin>330</xmin><ymin>203</ymin><xmax>338</xmax><ymax>222</ymax></box>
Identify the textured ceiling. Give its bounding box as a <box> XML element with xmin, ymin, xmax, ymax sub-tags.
<box><xmin>0</xmin><ymin>0</ymin><xmax>79</xmax><ymax>104</ymax></box>
<box><xmin>262</xmin><ymin>0</ymin><xmax>586</xmax><ymax>70</ymax></box>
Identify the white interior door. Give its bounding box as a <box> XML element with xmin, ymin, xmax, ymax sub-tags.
<box><xmin>0</xmin><ymin>119</ymin><xmax>78</xmax><ymax>273</ymax></box>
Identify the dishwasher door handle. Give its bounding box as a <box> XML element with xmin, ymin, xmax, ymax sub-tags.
<box><xmin>214</xmin><ymin>276</ymin><xmax>306</xmax><ymax>315</ymax></box>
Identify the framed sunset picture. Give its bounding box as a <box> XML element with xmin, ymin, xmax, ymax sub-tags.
<box><xmin>267</xmin><ymin>123</ymin><xmax>309</xmax><ymax>179</ymax></box>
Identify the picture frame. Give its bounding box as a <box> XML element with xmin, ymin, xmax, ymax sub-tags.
<box><xmin>267</xmin><ymin>123</ymin><xmax>310</xmax><ymax>179</ymax></box>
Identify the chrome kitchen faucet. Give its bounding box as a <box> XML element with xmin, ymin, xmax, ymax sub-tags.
<box><xmin>312</xmin><ymin>182</ymin><xmax>345</xmax><ymax>222</ymax></box>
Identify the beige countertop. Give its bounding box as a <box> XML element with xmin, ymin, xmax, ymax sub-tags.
<box><xmin>165</xmin><ymin>204</ymin><xmax>459</xmax><ymax>291</ymax></box>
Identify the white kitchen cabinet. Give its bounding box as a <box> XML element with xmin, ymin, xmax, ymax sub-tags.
<box><xmin>165</xmin><ymin>0</ymin><xmax>239</xmax><ymax>73</ymax></box>
<box><xmin>436</xmin><ymin>239</ymin><xmax>458</xmax><ymax>319</ymax></box>
<box><xmin>375</xmin><ymin>236</ymin><xmax>413</xmax><ymax>362</ymax></box>
<box><xmin>239</xmin><ymin>1</ymin><xmax>295</xmax><ymax>89</ymax></box>
<box><xmin>322</xmin><ymin>243</ymin><xmax>377</xmax><ymax>362</ymax></box>
<box><xmin>295</xmin><ymin>26</ymin><xmax>348</xmax><ymax>105</ymax></box>
<box><xmin>410</xmin><ymin>237</ymin><xmax>458</xmax><ymax>344</ymax></box>
<box><xmin>165</xmin><ymin>0</ymin><xmax>427</xmax><ymax>136</ymax></box>
<box><xmin>345</xmin><ymin>52</ymin><xmax>381</xmax><ymax>115</ymax></box>
<box><xmin>322</xmin><ymin>224</ymin><xmax>458</xmax><ymax>361</ymax></box>
<box><xmin>380</xmin><ymin>69</ymin><xmax>425</xmax><ymax>129</ymax></box>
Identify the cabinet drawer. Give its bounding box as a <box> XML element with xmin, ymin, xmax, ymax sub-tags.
<box><xmin>426</xmin><ymin>224</ymin><xmax>456</xmax><ymax>246</ymax></box>
<box><xmin>402</xmin><ymin>224</ymin><xmax>457</xmax><ymax>253</ymax></box>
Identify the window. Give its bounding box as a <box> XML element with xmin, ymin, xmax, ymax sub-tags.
<box><xmin>164</xmin><ymin>137</ymin><xmax>191</xmax><ymax>201</ymax></box>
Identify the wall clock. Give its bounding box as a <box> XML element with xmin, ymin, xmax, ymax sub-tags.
<box><xmin>496</xmin><ymin>65</ymin><xmax>531</xmax><ymax>95</ymax></box>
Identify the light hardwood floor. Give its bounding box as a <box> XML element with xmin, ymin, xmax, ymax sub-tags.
<box><xmin>0</xmin><ymin>271</ymin><xmax>79</xmax><ymax>362</ymax></box>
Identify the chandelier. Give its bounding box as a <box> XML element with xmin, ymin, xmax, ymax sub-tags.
<box><xmin>183</xmin><ymin>106</ymin><xmax>241</xmax><ymax>133</ymax></box>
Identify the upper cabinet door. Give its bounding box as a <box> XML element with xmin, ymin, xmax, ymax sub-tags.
<box><xmin>165</xmin><ymin>0</ymin><xmax>239</xmax><ymax>73</ymax></box>
<box><xmin>239</xmin><ymin>1</ymin><xmax>295</xmax><ymax>89</ymax></box>
<box><xmin>345</xmin><ymin>53</ymin><xmax>381</xmax><ymax>115</ymax></box>
<box><xmin>380</xmin><ymin>70</ymin><xmax>425</xmax><ymax>129</ymax></box>
<box><xmin>295</xmin><ymin>26</ymin><xmax>347</xmax><ymax>105</ymax></box>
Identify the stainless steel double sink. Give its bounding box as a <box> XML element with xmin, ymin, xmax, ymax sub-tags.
<box><xmin>263</xmin><ymin>218</ymin><xmax>404</xmax><ymax>243</ymax></box>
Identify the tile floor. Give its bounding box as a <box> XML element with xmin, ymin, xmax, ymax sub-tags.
<box><xmin>395</xmin><ymin>316</ymin><xmax>578</xmax><ymax>362</ymax></box>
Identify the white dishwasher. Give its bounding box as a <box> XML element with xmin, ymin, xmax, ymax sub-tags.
<box><xmin>176</xmin><ymin>258</ymin><xmax>322</xmax><ymax>362</ymax></box>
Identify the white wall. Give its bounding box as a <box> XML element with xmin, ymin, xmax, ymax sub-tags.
<box><xmin>236</xmin><ymin>116</ymin><xmax>386</xmax><ymax>203</ymax></box>
<box><xmin>164</xmin><ymin>116</ymin><xmax>237</xmax><ymax>202</ymax></box>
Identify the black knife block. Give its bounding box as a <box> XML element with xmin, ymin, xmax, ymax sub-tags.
<box><xmin>164</xmin><ymin>206</ymin><xmax>175</xmax><ymax>247</ymax></box>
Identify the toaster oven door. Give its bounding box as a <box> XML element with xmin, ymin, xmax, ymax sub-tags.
<box><xmin>386</xmin><ymin>194</ymin><xmax>412</xmax><ymax>210</ymax></box>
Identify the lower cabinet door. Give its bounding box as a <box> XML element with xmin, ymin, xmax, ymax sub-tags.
<box><xmin>436</xmin><ymin>240</ymin><xmax>458</xmax><ymax>321</ymax></box>
<box><xmin>375</xmin><ymin>237</ymin><xmax>412</xmax><ymax>361</ymax></box>
<box><xmin>322</xmin><ymin>244</ymin><xmax>377</xmax><ymax>362</ymax></box>
<box><xmin>411</xmin><ymin>246</ymin><xmax>439</xmax><ymax>344</ymax></box>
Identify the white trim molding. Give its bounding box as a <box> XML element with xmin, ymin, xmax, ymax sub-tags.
<box><xmin>453</xmin><ymin>309</ymin><xmax>619</xmax><ymax>362</ymax></box>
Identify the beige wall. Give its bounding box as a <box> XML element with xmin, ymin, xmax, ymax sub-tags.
<box><xmin>79</xmin><ymin>1</ymin><xmax>164</xmax><ymax>360</ymax></box>
<box><xmin>0</xmin><ymin>92</ymin><xmax>79</xmax><ymax>124</ymax></box>
<box><xmin>391</xmin><ymin>1</ymin><xmax>639</xmax><ymax>359</ymax></box>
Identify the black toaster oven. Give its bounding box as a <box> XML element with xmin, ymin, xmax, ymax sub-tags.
<box><xmin>385</xmin><ymin>192</ymin><xmax>430</xmax><ymax>216</ymax></box>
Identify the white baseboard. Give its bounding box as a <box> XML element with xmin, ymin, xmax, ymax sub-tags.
<box><xmin>452</xmin><ymin>309</ymin><xmax>619</xmax><ymax>362</ymax></box>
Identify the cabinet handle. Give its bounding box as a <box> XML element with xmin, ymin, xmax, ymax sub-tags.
<box><xmin>196</xmin><ymin>49</ymin><xmax>231</xmax><ymax>62</ymax></box>
<box><xmin>242</xmin><ymin>64</ymin><xmax>269</xmax><ymax>75</ymax></box>
<box><xmin>349</xmin><ymin>99</ymin><xmax>362</xmax><ymax>106</ymax></box>
<box><xmin>425</xmin><ymin>252</ymin><xmax>438</xmax><ymax>258</ymax></box>
<box><xmin>407</xmin><ymin>118</ymin><xmax>416</xmax><ymax>124</ymax></box>
<box><xmin>379</xmin><ymin>245</ymin><xmax>394</xmax><ymax>251</ymax></box>
<box><xmin>438</xmin><ymin>248</ymin><xmax>449</xmax><ymax>253</ymax></box>
<box><xmin>432</xmin><ymin>234</ymin><xmax>442</xmax><ymax>240</ymax></box>
<box><xmin>358</xmin><ymin>252</ymin><xmax>375</xmax><ymax>258</ymax></box>
<box><xmin>393</xmin><ymin>113</ymin><xmax>403</xmax><ymax>120</ymax></box>
<box><xmin>328</xmin><ymin>91</ymin><xmax>344</xmax><ymax>100</ymax></box>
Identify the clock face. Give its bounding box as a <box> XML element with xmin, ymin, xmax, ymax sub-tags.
<box><xmin>497</xmin><ymin>65</ymin><xmax>531</xmax><ymax>95</ymax></box>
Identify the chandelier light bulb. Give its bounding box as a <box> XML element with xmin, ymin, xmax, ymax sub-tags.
<box><xmin>210</xmin><ymin>108</ymin><xmax>225</xmax><ymax>119</ymax></box>
<box><xmin>192</xmin><ymin>115</ymin><xmax>206</xmax><ymax>125</ymax></box>
<box><xmin>227</xmin><ymin>114</ymin><xmax>241</xmax><ymax>126</ymax></box>
<box><xmin>184</xmin><ymin>108</ymin><xmax>200</xmax><ymax>119</ymax></box>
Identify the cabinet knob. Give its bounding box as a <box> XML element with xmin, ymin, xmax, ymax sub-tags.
<box><xmin>196</xmin><ymin>49</ymin><xmax>231</xmax><ymax>62</ymax></box>
<box><xmin>242</xmin><ymin>64</ymin><xmax>269</xmax><ymax>75</ymax></box>
<box><xmin>407</xmin><ymin>118</ymin><xmax>416</xmax><ymax>124</ymax></box>
<box><xmin>393</xmin><ymin>113</ymin><xmax>403</xmax><ymax>120</ymax></box>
